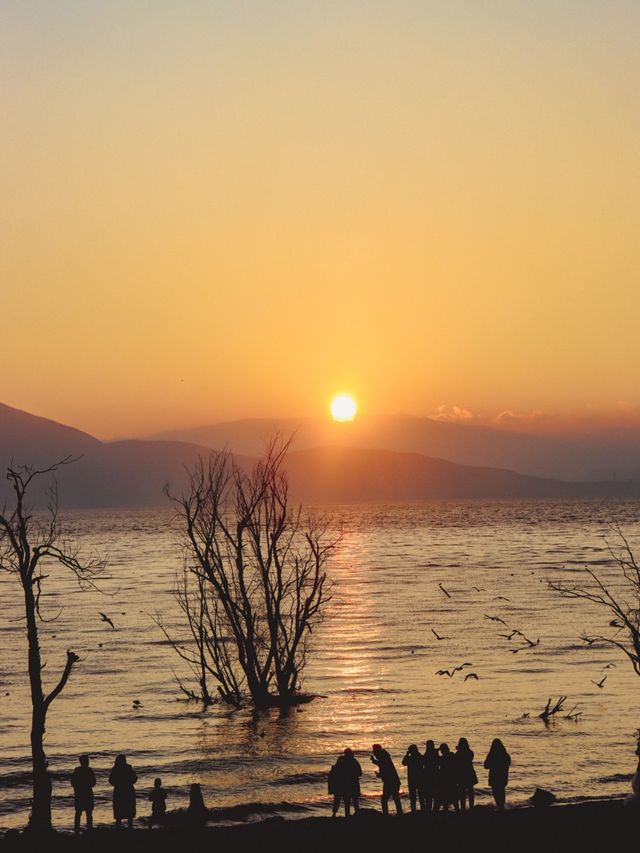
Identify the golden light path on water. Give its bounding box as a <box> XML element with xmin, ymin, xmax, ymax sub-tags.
<box><xmin>1</xmin><ymin>499</ymin><xmax>640</xmax><ymax>830</ymax></box>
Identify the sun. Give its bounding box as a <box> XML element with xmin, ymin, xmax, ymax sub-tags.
<box><xmin>330</xmin><ymin>394</ymin><xmax>357</xmax><ymax>422</ymax></box>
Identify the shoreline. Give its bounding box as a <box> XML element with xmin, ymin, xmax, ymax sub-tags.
<box><xmin>2</xmin><ymin>798</ymin><xmax>636</xmax><ymax>853</ymax></box>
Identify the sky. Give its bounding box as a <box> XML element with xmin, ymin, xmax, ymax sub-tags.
<box><xmin>2</xmin><ymin>1</ymin><xmax>639</xmax><ymax>439</ymax></box>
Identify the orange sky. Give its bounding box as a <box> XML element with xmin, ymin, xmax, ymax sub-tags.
<box><xmin>2</xmin><ymin>2</ymin><xmax>639</xmax><ymax>439</ymax></box>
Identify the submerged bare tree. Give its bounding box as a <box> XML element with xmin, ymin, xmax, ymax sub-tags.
<box><xmin>0</xmin><ymin>460</ymin><xmax>103</xmax><ymax>832</ymax></box>
<box><xmin>549</xmin><ymin>525</ymin><xmax>640</xmax><ymax>676</ymax></box>
<box><xmin>161</xmin><ymin>441</ymin><xmax>336</xmax><ymax>709</ymax></box>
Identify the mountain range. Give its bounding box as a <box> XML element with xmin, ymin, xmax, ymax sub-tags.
<box><xmin>149</xmin><ymin>414</ymin><xmax>640</xmax><ymax>482</ymax></box>
<box><xmin>0</xmin><ymin>402</ymin><xmax>638</xmax><ymax>508</ymax></box>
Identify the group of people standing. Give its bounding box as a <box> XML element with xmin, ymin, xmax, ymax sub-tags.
<box><xmin>70</xmin><ymin>754</ymin><xmax>167</xmax><ymax>833</ymax></box>
<box><xmin>329</xmin><ymin>739</ymin><xmax>511</xmax><ymax>817</ymax></box>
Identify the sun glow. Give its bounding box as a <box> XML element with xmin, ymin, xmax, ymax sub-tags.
<box><xmin>330</xmin><ymin>394</ymin><xmax>357</xmax><ymax>422</ymax></box>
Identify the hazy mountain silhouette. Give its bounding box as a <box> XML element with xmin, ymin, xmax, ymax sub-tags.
<box><xmin>284</xmin><ymin>447</ymin><xmax>638</xmax><ymax>502</ymax></box>
<box><xmin>0</xmin><ymin>401</ymin><xmax>100</xmax><ymax>463</ymax></box>
<box><xmin>0</xmin><ymin>403</ymin><xmax>227</xmax><ymax>507</ymax></box>
<box><xmin>1</xmin><ymin>402</ymin><xmax>639</xmax><ymax>507</ymax></box>
<box><xmin>149</xmin><ymin>415</ymin><xmax>640</xmax><ymax>482</ymax></box>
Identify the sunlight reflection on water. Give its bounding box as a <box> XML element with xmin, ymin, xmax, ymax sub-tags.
<box><xmin>1</xmin><ymin>499</ymin><xmax>639</xmax><ymax>829</ymax></box>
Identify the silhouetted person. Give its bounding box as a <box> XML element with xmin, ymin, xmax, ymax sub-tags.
<box><xmin>402</xmin><ymin>744</ymin><xmax>423</xmax><ymax>812</ymax></box>
<box><xmin>329</xmin><ymin>755</ymin><xmax>346</xmax><ymax>817</ymax></box>
<box><xmin>371</xmin><ymin>744</ymin><xmax>402</xmax><ymax>816</ymax></box>
<box><xmin>625</xmin><ymin>740</ymin><xmax>640</xmax><ymax>808</ymax></box>
<box><xmin>71</xmin><ymin>755</ymin><xmax>96</xmax><ymax>834</ymax></box>
<box><xmin>422</xmin><ymin>740</ymin><xmax>439</xmax><ymax>814</ymax></box>
<box><xmin>455</xmin><ymin>737</ymin><xmax>478</xmax><ymax>812</ymax></box>
<box><xmin>148</xmin><ymin>777</ymin><xmax>167</xmax><ymax>829</ymax></box>
<box><xmin>484</xmin><ymin>739</ymin><xmax>511</xmax><ymax>810</ymax></box>
<box><xmin>436</xmin><ymin>743</ymin><xmax>459</xmax><ymax>813</ymax></box>
<box><xmin>109</xmin><ymin>754</ymin><xmax>137</xmax><ymax>829</ymax></box>
<box><xmin>341</xmin><ymin>748</ymin><xmax>362</xmax><ymax>816</ymax></box>
<box><xmin>188</xmin><ymin>783</ymin><xmax>208</xmax><ymax>823</ymax></box>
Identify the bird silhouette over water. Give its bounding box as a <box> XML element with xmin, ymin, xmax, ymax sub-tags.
<box><xmin>464</xmin><ymin>673</ymin><xmax>479</xmax><ymax>681</ymax></box>
<box><xmin>484</xmin><ymin>614</ymin><xmax>508</xmax><ymax>626</ymax></box>
<box><xmin>99</xmin><ymin>612</ymin><xmax>115</xmax><ymax>629</ymax></box>
<box><xmin>436</xmin><ymin>663</ymin><xmax>473</xmax><ymax>678</ymax></box>
<box><xmin>431</xmin><ymin>629</ymin><xmax>448</xmax><ymax>641</ymax></box>
<box><xmin>591</xmin><ymin>676</ymin><xmax>607</xmax><ymax>689</ymax></box>
<box><xmin>471</xmin><ymin>586</ymin><xmax>485</xmax><ymax>593</ymax></box>
<box><xmin>439</xmin><ymin>583</ymin><xmax>452</xmax><ymax>598</ymax></box>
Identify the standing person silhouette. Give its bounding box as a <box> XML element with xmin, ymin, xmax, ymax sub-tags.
<box><xmin>328</xmin><ymin>755</ymin><xmax>346</xmax><ymax>817</ymax></box>
<box><xmin>401</xmin><ymin>744</ymin><xmax>424</xmax><ymax>812</ymax></box>
<box><xmin>70</xmin><ymin>755</ymin><xmax>96</xmax><ymax>834</ymax></box>
<box><xmin>341</xmin><ymin>748</ymin><xmax>362</xmax><ymax>816</ymax></box>
<box><xmin>148</xmin><ymin>777</ymin><xmax>167</xmax><ymax>828</ymax></box>
<box><xmin>422</xmin><ymin>740</ymin><xmax>439</xmax><ymax>814</ymax></box>
<box><xmin>437</xmin><ymin>743</ymin><xmax>459</xmax><ymax>813</ymax></box>
<box><xmin>484</xmin><ymin>739</ymin><xmax>511</xmax><ymax>810</ymax></box>
<box><xmin>455</xmin><ymin>737</ymin><xmax>478</xmax><ymax>812</ymax></box>
<box><xmin>109</xmin><ymin>754</ymin><xmax>138</xmax><ymax>829</ymax></box>
<box><xmin>371</xmin><ymin>744</ymin><xmax>403</xmax><ymax>816</ymax></box>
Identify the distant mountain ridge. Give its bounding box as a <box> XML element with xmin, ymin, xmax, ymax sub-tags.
<box><xmin>148</xmin><ymin>414</ymin><xmax>640</xmax><ymax>482</ymax></box>
<box><xmin>1</xmin><ymin>402</ymin><xmax>639</xmax><ymax>508</ymax></box>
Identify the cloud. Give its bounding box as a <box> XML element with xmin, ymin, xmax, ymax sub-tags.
<box><xmin>431</xmin><ymin>404</ymin><xmax>475</xmax><ymax>422</ymax></box>
<box><xmin>493</xmin><ymin>409</ymin><xmax>548</xmax><ymax>426</ymax></box>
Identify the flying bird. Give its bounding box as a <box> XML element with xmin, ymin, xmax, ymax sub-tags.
<box><xmin>471</xmin><ymin>586</ymin><xmax>486</xmax><ymax>593</ymax></box>
<box><xmin>484</xmin><ymin>614</ymin><xmax>508</xmax><ymax>626</ymax></box>
<box><xmin>99</xmin><ymin>612</ymin><xmax>115</xmax><ymax>629</ymax></box>
<box><xmin>603</xmin><ymin>663</ymin><xmax>617</xmax><ymax>669</ymax></box>
<box><xmin>431</xmin><ymin>629</ymin><xmax>447</xmax><ymax>641</ymax></box>
<box><xmin>492</xmin><ymin>596</ymin><xmax>511</xmax><ymax>602</ymax></box>
<box><xmin>591</xmin><ymin>676</ymin><xmax>607</xmax><ymax>689</ymax></box>
<box><xmin>439</xmin><ymin>583</ymin><xmax>452</xmax><ymax>598</ymax></box>
<box><xmin>436</xmin><ymin>663</ymin><xmax>472</xmax><ymax>678</ymax></box>
<box><xmin>464</xmin><ymin>673</ymin><xmax>479</xmax><ymax>681</ymax></box>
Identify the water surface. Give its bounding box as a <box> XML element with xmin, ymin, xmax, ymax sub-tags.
<box><xmin>1</xmin><ymin>499</ymin><xmax>639</xmax><ymax>830</ymax></box>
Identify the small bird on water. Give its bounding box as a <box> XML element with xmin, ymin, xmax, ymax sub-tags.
<box><xmin>591</xmin><ymin>676</ymin><xmax>607</xmax><ymax>689</ymax></box>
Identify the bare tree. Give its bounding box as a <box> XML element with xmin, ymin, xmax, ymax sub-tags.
<box><xmin>162</xmin><ymin>440</ymin><xmax>337</xmax><ymax>709</ymax></box>
<box><xmin>0</xmin><ymin>460</ymin><xmax>103</xmax><ymax>832</ymax></box>
<box><xmin>549</xmin><ymin>524</ymin><xmax>640</xmax><ymax>676</ymax></box>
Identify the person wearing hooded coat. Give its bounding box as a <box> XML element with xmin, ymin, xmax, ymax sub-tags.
<box><xmin>109</xmin><ymin>754</ymin><xmax>138</xmax><ymax>828</ymax></box>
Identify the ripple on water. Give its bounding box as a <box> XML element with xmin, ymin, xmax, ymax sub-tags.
<box><xmin>2</xmin><ymin>499</ymin><xmax>640</xmax><ymax>830</ymax></box>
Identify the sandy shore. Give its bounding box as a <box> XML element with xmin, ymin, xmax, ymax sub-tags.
<box><xmin>1</xmin><ymin>800</ymin><xmax>636</xmax><ymax>853</ymax></box>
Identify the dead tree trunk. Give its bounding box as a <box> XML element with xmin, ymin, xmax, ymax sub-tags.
<box><xmin>163</xmin><ymin>439</ymin><xmax>337</xmax><ymax>709</ymax></box>
<box><xmin>0</xmin><ymin>461</ymin><xmax>102</xmax><ymax>832</ymax></box>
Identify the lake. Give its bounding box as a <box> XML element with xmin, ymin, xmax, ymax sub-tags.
<box><xmin>1</xmin><ymin>499</ymin><xmax>639</xmax><ymax>830</ymax></box>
